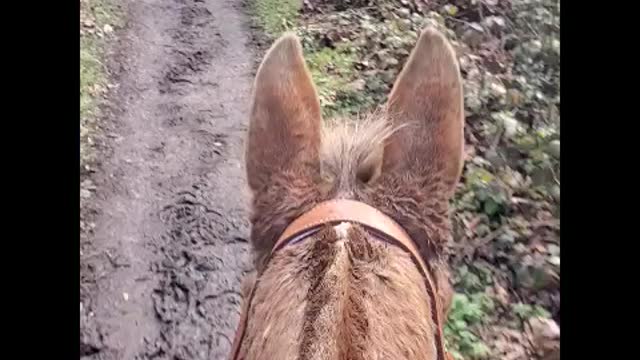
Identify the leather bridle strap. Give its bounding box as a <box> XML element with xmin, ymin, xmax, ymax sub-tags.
<box><xmin>230</xmin><ymin>199</ymin><xmax>449</xmax><ymax>360</ymax></box>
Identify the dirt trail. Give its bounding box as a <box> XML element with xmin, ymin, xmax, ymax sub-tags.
<box><xmin>80</xmin><ymin>0</ymin><xmax>254</xmax><ymax>359</ymax></box>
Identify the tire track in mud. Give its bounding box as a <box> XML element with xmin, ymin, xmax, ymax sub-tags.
<box><xmin>80</xmin><ymin>0</ymin><xmax>254</xmax><ymax>359</ymax></box>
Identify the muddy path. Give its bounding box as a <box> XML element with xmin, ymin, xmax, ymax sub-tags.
<box><xmin>80</xmin><ymin>0</ymin><xmax>255</xmax><ymax>359</ymax></box>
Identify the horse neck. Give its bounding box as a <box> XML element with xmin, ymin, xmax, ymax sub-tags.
<box><xmin>240</xmin><ymin>223</ymin><xmax>440</xmax><ymax>360</ymax></box>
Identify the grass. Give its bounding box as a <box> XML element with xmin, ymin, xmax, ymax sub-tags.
<box><xmin>254</xmin><ymin>0</ymin><xmax>302</xmax><ymax>36</ymax></box>
<box><xmin>80</xmin><ymin>37</ymin><xmax>104</xmax><ymax>121</ymax></box>
<box><xmin>305</xmin><ymin>46</ymin><xmax>360</xmax><ymax>117</ymax></box>
<box><xmin>253</xmin><ymin>1</ymin><xmax>370</xmax><ymax>118</ymax></box>
<box><xmin>80</xmin><ymin>0</ymin><xmax>122</xmax><ymax>168</ymax></box>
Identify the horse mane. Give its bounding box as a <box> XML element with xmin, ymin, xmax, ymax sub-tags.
<box><xmin>320</xmin><ymin>110</ymin><xmax>398</xmax><ymax>198</ymax></box>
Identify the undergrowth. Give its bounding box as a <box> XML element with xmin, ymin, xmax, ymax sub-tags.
<box><xmin>445</xmin><ymin>293</ymin><xmax>494</xmax><ymax>360</ymax></box>
<box><xmin>80</xmin><ymin>0</ymin><xmax>122</xmax><ymax>170</ymax></box>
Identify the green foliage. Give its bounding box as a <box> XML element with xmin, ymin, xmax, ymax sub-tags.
<box><xmin>512</xmin><ymin>302</ymin><xmax>551</xmax><ymax>320</ymax></box>
<box><xmin>457</xmin><ymin>268</ymin><xmax>483</xmax><ymax>293</ymax></box>
<box><xmin>456</xmin><ymin>265</ymin><xmax>494</xmax><ymax>293</ymax></box>
<box><xmin>445</xmin><ymin>293</ymin><xmax>494</xmax><ymax>359</ymax></box>
<box><xmin>462</xmin><ymin>166</ymin><xmax>510</xmax><ymax>220</ymax></box>
<box><xmin>254</xmin><ymin>0</ymin><xmax>301</xmax><ymax>36</ymax></box>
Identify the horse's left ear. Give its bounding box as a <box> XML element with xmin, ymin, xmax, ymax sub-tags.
<box><xmin>246</xmin><ymin>33</ymin><xmax>323</xmax><ymax>192</ymax></box>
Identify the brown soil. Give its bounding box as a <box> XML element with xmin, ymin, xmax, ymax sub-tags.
<box><xmin>80</xmin><ymin>0</ymin><xmax>256</xmax><ymax>359</ymax></box>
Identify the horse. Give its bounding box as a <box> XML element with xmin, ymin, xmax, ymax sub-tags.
<box><xmin>232</xmin><ymin>27</ymin><xmax>464</xmax><ymax>360</ymax></box>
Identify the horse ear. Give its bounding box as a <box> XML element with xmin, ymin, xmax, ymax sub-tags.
<box><xmin>382</xmin><ymin>28</ymin><xmax>464</xmax><ymax>195</ymax></box>
<box><xmin>246</xmin><ymin>33</ymin><xmax>323</xmax><ymax>192</ymax></box>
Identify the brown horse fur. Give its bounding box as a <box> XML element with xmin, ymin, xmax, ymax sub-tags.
<box><xmin>242</xmin><ymin>27</ymin><xmax>464</xmax><ymax>359</ymax></box>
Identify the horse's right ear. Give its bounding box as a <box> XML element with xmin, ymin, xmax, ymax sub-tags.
<box><xmin>246</xmin><ymin>33</ymin><xmax>323</xmax><ymax>192</ymax></box>
<box><xmin>382</xmin><ymin>28</ymin><xmax>464</xmax><ymax>196</ymax></box>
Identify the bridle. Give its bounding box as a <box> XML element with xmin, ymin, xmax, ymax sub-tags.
<box><xmin>229</xmin><ymin>199</ymin><xmax>452</xmax><ymax>360</ymax></box>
